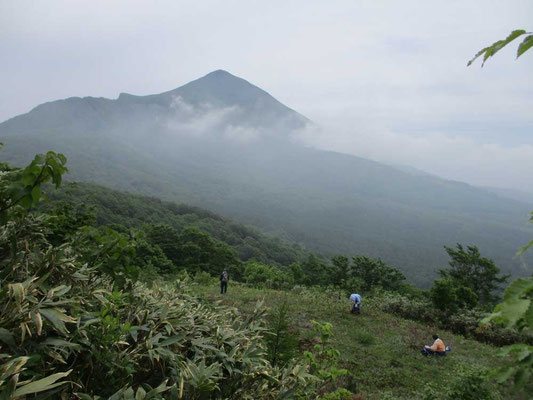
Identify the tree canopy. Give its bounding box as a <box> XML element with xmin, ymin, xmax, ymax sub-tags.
<box><xmin>439</xmin><ymin>244</ymin><xmax>509</xmax><ymax>306</ymax></box>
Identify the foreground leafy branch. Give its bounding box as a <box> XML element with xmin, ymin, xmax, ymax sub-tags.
<box><xmin>483</xmin><ymin>277</ymin><xmax>533</xmax><ymax>389</ymax></box>
<box><xmin>0</xmin><ymin>150</ymin><xmax>67</xmax><ymax>223</ymax></box>
<box><xmin>468</xmin><ymin>29</ymin><xmax>533</xmax><ymax>67</ymax></box>
<box><xmin>517</xmin><ymin>212</ymin><xmax>533</xmax><ymax>256</ymax></box>
<box><xmin>468</xmin><ymin>27</ymin><xmax>533</xmax><ymax>391</ymax></box>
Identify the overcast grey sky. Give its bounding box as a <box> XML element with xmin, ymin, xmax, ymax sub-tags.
<box><xmin>1</xmin><ymin>0</ymin><xmax>532</xmax><ymax>191</ymax></box>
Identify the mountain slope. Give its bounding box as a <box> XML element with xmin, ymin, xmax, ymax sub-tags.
<box><xmin>482</xmin><ymin>186</ymin><xmax>533</xmax><ymax>205</ymax></box>
<box><xmin>1</xmin><ymin>70</ymin><xmax>531</xmax><ymax>285</ymax></box>
<box><xmin>45</xmin><ymin>182</ymin><xmax>305</xmax><ymax>266</ymax></box>
<box><xmin>194</xmin><ymin>284</ymin><xmax>511</xmax><ymax>399</ymax></box>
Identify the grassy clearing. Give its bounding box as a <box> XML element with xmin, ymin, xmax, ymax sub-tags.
<box><xmin>192</xmin><ymin>282</ymin><xmax>513</xmax><ymax>399</ymax></box>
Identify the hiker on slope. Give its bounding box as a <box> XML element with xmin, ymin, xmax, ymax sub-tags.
<box><xmin>220</xmin><ymin>269</ymin><xmax>229</xmax><ymax>294</ymax></box>
<box><xmin>421</xmin><ymin>334</ymin><xmax>447</xmax><ymax>356</ymax></box>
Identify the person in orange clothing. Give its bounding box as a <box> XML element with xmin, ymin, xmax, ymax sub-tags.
<box><xmin>421</xmin><ymin>334</ymin><xmax>446</xmax><ymax>356</ymax></box>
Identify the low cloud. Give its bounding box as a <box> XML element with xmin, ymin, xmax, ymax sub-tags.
<box><xmin>294</xmin><ymin>121</ymin><xmax>533</xmax><ymax>192</ymax></box>
<box><xmin>163</xmin><ymin>96</ymin><xmax>303</xmax><ymax>143</ymax></box>
<box><xmin>161</xmin><ymin>95</ymin><xmax>532</xmax><ymax>192</ymax></box>
<box><xmin>165</xmin><ymin>96</ymin><xmax>244</xmax><ymax>139</ymax></box>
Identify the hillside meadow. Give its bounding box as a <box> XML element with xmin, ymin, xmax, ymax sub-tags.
<box><xmin>191</xmin><ymin>280</ymin><xmax>522</xmax><ymax>399</ymax></box>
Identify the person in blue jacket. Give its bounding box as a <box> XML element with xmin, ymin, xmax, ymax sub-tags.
<box><xmin>350</xmin><ymin>293</ymin><xmax>362</xmax><ymax>314</ymax></box>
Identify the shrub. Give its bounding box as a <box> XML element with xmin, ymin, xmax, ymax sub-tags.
<box><xmin>194</xmin><ymin>270</ymin><xmax>215</xmax><ymax>286</ymax></box>
<box><xmin>420</xmin><ymin>364</ymin><xmax>501</xmax><ymax>400</ymax></box>
<box><xmin>0</xmin><ymin>216</ymin><xmax>315</xmax><ymax>398</ymax></box>
<box><xmin>377</xmin><ymin>293</ymin><xmax>438</xmax><ymax>324</ymax></box>
<box><xmin>243</xmin><ymin>260</ymin><xmax>293</xmax><ymax>289</ymax></box>
<box><xmin>303</xmin><ymin>320</ymin><xmax>354</xmax><ymax>397</ymax></box>
<box><xmin>430</xmin><ymin>279</ymin><xmax>478</xmax><ymax>315</ymax></box>
<box><xmin>446</xmin><ymin>364</ymin><xmax>502</xmax><ymax>400</ymax></box>
<box><xmin>319</xmin><ymin>388</ymin><xmax>354</xmax><ymax>400</ymax></box>
<box><xmin>266</xmin><ymin>298</ymin><xmax>299</xmax><ymax>367</ymax></box>
<box><xmin>376</xmin><ymin>293</ymin><xmax>533</xmax><ymax>347</ymax></box>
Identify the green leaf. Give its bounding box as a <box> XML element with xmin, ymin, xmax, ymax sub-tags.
<box><xmin>123</xmin><ymin>387</ymin><xmax>135</xmax><ymax>400</ymax></box>
<box><xmin>50</xmin><ymin>285</ymin><xmax>72</xmax><ymax>297</ymax></box>
<box><xmin>468</xmin><ymin>29</ymin><xmax>527</xmax><ymax>66</ymax></box>
<box><xmin>42</xmin><ymin>338</ymin><xmax>82</xmax><ymax>350</ymax></box>
<box><xmin>0</xmin><ymin>375</ymin><xmax>17</xmax><ymax>400</ymax></box>
<box><xmin>21</xmin><ymin>165</ymin><xmax>39</xmax><ymax>186</ymax></box>
<box><xmin>19</xmin><ymin>194</ymin><xmax>33</xmax><ymax>210</ymax></box>
<box><xmin>0</xmin><ymin>328</ymin><xmax>15</xmax><ymax>347</ymax></box>
<box><xmin>31</xmin><ymin>185</ymin><xmax>41</xmax><ymax>202</ymax></box>
<box><xmin>467</xmin><ymin>46</ymin><xmax>490</xmax><ymax>67</ymax></box>
<box><xmin>517</xmin><ymin>35</ymin><xmax>533</xmax><ymax>58</ymax></box>
<box><xmin>108</xmin><ymin>388</ymin><xmax>126</xmax><ymax>400</ymax></box>
<box><xmin>517</xmin><ymin>239</ymin><xmax>533</xmax><ymax>256</ymax></box>
<box><xmin>135</xmin><ymin>386</ymin><xmax>146</xmax><ymax>400</ymax></box>
<box><xmin>489</xmin><ymin>298</ymin><xmax>530</xmax><ymax>327</ymax></box>
<box><xmin>160</xmin><ymin>333</ymin><xmax>186</xmax><ymax>347</ymax></box>
<box><xmin>33</xmin><ymin>154</ymin><xmax>45</xmax><ymax>164</ymax></box>
<box><xmin>0</xmin><ymin>357</ymin><xmax>29</xmax><ymax>382</ymax></box>
<box><xmin>145</xmin><ymin>380</ymin><xmax>171</xmax><ymax>397</ymax></box>
<box><xmin>12</xmin><ymin>370</ymin><xmax>71</xmax><ymax>396</ymax></box>
<box><xmin>495</xmin><ymin>366</ymin><xmax>516</xmax><ymax>383</ymax></box>
<box><xmin>8</xmin><ymin>283</ymin><xmax>25</xmax><ymax>303</ymax></box>
<box><xmin>40</xmin><ymin>308</ymin><xmax>76</xmax><ymax>335</ymax></box>
<box><xmin>57</xmin><ymin>153</ymin><xmax>67</xmax><ymax>164</ymax></box>
<box><xmin>526</xmin><ymin>299</ymin><xmax>533</xmax><ymax>328</ymax></box>
<box><xmin>503</xmin><ymin>277</ymin><xmax>533</xmax><ymax>301</ymax></box>
<box><xmin>169</xmin><ymin>385</ymin><xmax>179</xmax><ymax>400</ymax></box>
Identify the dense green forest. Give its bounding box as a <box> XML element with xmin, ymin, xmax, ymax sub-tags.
<box><xmin>1</xmin><ymin>150</ymin><xmax>532</xmax><ymax>399</ymax></box>
<box><xmin>43</xmin><ymin>182</ymin><xmax>307</xmax><ymax>269</ymax></box>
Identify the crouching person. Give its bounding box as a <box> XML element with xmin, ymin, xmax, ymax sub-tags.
<box><xmin>350</xmin><ymin>293</ymin><xmax>362</xmax><ymax>314</ymax></box>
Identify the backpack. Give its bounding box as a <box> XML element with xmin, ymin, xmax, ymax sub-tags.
<box><xmin>222</xmin><ymin>271</ymin><xmax>228</xmax><ymax>282</ymax></box>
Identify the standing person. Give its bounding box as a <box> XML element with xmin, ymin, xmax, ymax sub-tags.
<box><xmin>350</xmin><ymin>293</ymin><xmax>362</xmax><ymax>314</ymax></box>
<box><xmin>220</xmin><ymin>269</ymin><xmax>229</xmax><ymax>294</ymax></box>
<box><xmin>421</xmin><ymin>334</ymin><xmax>446</xmax><ymax>356</ymax></box>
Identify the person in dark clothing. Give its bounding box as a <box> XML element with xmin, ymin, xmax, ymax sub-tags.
<box><xmin>220</xmin><ymin>269</ymin><xmax>229</xmax><ymax>294</ymax></box>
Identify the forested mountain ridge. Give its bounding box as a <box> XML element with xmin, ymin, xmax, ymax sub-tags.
<box><xmin>44</xmin><ymin>182</ymin><xmax>306</xmax><ymax>267</ymax></box>
<box><xmin>1</xmin><ymin>70</ymin><xmax>531</xmax><ymax>285</ymax></box>
<box><xmin>1</xmin><ymin>70</ymin><xmax>308</xmax><ymax>142</ymax></box>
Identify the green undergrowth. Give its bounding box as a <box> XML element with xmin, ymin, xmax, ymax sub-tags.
<box><xmin>192</xmin><ymin>282</ymin><xmax>520</xmax><ymax>399</ymax></box>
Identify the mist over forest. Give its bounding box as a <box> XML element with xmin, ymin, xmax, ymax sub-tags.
<box><xmin>2</xmin><ymin>69</ymin><xmax>531</xmax><ymax>286</ymax></box>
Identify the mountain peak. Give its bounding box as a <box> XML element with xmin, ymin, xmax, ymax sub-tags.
<box><xmin>161</xmin><ymin>70</ymin><xmax>308</xmax><ymax>127</ymax></box>
<box><xmin>174</xmin><ymin>69</ymin><xmax>260</xmax><ymax>100</ymax></box>
<box><xmin>1</xmin><ymin>69</ymin><xmax>309</xmax><ymax>134</ymax></box>
<box><xmin>203</xmin><ymin>69</ymin><xmax>234</xmax><ymax>78</ymax></box>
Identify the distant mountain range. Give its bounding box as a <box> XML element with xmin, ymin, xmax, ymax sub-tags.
<box><xmin>1</xmin><ymin>70</ymin><xmax>531</xmax><ymax>286</ymax></box>
<box><xmin>481</xmin><ymin>186</ymin><xmax>533</xmax><ymax>205</ymax></box>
